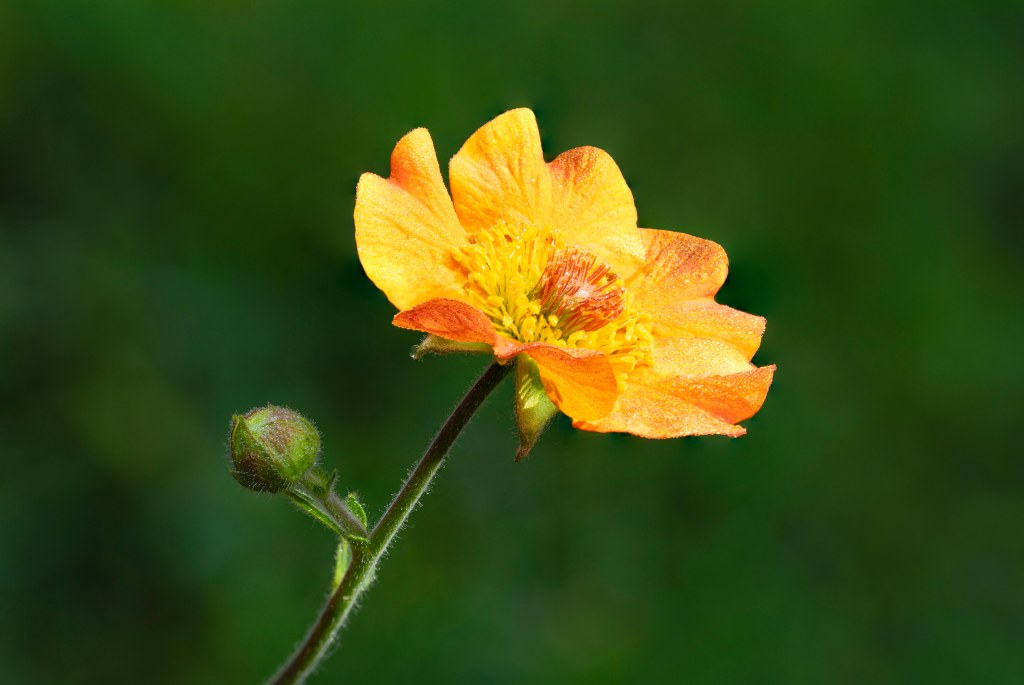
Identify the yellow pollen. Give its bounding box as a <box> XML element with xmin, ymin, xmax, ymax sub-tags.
<box><xmin>451</xmin><ymin>222</ymin><xmax>653</xmax><ymax>379</ymax></box>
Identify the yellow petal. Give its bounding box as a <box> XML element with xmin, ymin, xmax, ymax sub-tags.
<box><xmin>512</xmin><ymin>343</ymin><xmax>618</xmax><ymax>423</ymax></box>
<box><xmin>575</xmin><ymin>337</ymin><xmax>775</xmax><ymax>438</ymax></box>
<box><xmin>649</xmin><ymin>299</ymin><xmax>766</xmax><ymax>360</ymax></box>
<box><xmin>631</xmin><ymin>227</ymin><xmax>729</xmax><ymax>297</ymax></box>
<box><xmin>629</xmin><ymin>227</ymin><xmax>766</xmax><ymax>358</ymax></box>
<box><xmin>646</xmin><ymin>336</ymin><xmax>755</xmax><ymax>378</ymax></box>
<box><xmin>549</xmin><ymin>146</ymin><xmax>645</xmax><ymax>274</ymax></box>
<box><xmin>355</xmin><ymin>128</ymin><xmax>467</xmax><ymax>310</ymax></box>
<box><xmin>449</xmin><ymin>108</ymin><xmax>553</xmax><ymax>232</ymax></box>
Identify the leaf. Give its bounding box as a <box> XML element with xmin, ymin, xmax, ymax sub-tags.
<box><xmin>287</xmin><ymin>491</ymin><xmax>342</xmax><ymax>535</ymax></box>
<box><xmin>325</xmin><ymin>469</ymin><xmax>339</xmax><ymax>493</ymax></box>
<box><xmin>333</xmin><ymin>540</ymin><xmax>352</xmax><ymax>588</ymax></box>
<box><xmin>346</xmin><ymin>492</ymin><xmax>369</xmax><ymax>530</ymax></box>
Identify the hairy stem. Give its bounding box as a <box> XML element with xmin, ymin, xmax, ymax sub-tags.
<box><xmin>267</xmin><ymin>361</ymin><xmax>513</xmax><ymax>685</ymax></box>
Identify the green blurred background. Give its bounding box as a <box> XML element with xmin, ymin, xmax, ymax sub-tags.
<box><xmin>2</xmin><ymin>1</ymin><xmax>1022</xmax><ymax>683</ymax></box>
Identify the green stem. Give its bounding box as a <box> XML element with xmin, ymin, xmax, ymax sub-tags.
<box><xmin>267</xmin><ymin>361</ymin><xmax>513</xmax><ymax>685</ymax></box>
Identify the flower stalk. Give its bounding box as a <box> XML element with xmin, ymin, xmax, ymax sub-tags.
<box><xmin>266</xmin><ymin>361</ymin><xmax>513</xmax><ymax>685</ymax></box>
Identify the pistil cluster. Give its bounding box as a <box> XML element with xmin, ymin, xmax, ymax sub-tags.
<box><xmin>535</xmin><ymin>249</ymin><xmax>624</xmax><ymax>334</ymax></box>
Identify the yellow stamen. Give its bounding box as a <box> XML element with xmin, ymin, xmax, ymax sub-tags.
<box><xmin>451</xmin><ymin>222</ymin><xmax>653</xmax><ymax>377</ymax></box>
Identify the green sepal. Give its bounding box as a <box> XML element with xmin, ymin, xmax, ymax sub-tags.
<box><xmin>287</xmin><ymin>490</ymin><xmax>342</xmax><ymax>535</ymax></box>
<box><xmin>345</xmin><ymin>493</ymin><xmax>368</xmax><ymax>530</ymax></box>
<box><xmin>301</xmin><ymin>466</ymin><xmax>335</xmax><ymax>496</ymax></box>
<box><xmin>325</xmin><ymin>469</ymin><xmax>339</xmax><ymax>494</ymax></box>
<box><xmin>514</xmin><ymin>356</ymin><xmax>560</xmax><ymax>462</ymax></box>
<box><xmin>412</xmin><ymin>334</ymin><xmax>492</xmax><ymax>360</ymax></box>
<box><xmin>333</xmin><ymin>539</ymin><xmax>352</xmax><ymax>588</ymax></box>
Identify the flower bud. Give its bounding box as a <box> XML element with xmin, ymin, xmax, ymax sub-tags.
<box><xmin>229</xmin><ymin>406</ymin><xmax>320</xmax><ymax>492</ymax></box>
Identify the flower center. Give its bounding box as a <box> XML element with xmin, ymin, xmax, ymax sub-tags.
<box><xmin>451</xmin><ymin>221</ymin><xmax>652</xmax><ymax>379</ymax></box>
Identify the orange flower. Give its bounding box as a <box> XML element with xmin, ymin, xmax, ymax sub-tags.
<box><xmin>355</xmin><ymin>109</ymin><xmax>774</xmax><ymax>442</ymax></box>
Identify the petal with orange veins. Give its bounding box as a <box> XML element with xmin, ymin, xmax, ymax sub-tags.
<box><xmin>675</xmin><ymin>365</ymin><xmax>776</xmax><ymax>427</ymax></box>
<box><xmin>629</xmin><ymin>227</ymin><xmax>767</xmax><ymax>358</ymax></box>
<box><xmin>630</xmin><ymin>227</ymin><xmax>730</xmax><ymax>302</ymax></box>
<box><xmin>576</xmin><ymin>337</ymin><xmax>775</xmax><ymax>438</ymax></box>
<box><xmin>449</xmin><ymin>108</ymin><xmax>553</xmax><ymax>233</ymax></box>
<box><xmin>355</xmin><ymin>128</ymin><xmax>467</xmax><ymax>310</ymax></box>
<box><xmin>497</xmin><ymin>342</ymin><xmax>618</xmax><ymax>423</ymax></box>
<box><xmin>548</xmin><ymin>146</ymin><xmax>645</xmax><ymax>274</ymax></box>
<box><xmin>393</xmin><ymin>298</ymin><xmax>499</xmax><ymax>347</ymax></box>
